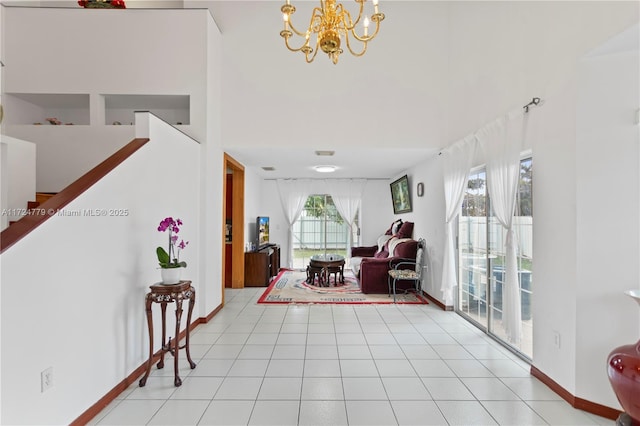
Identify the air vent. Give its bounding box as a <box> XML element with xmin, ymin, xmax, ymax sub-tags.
<box><xmin>315</xmin><ymin>150</ymin><xmax>335</xmax><ymax>156</ymax></box>
<box><xmin>261</xmin><ymin>166</ymin><xmax>276</xmax><ymax>171</ymax></box>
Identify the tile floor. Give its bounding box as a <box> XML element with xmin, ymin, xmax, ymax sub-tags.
<box><xmin>90</xmin><ymin>287</ymin><xmax>614</xmax><ymax>426</ymax></box>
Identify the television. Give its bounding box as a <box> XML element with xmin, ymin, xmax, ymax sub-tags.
<box><xmin>256</xmin><ymin>216</ymin><xmax>270</xmax><ymax>249</ymax></box>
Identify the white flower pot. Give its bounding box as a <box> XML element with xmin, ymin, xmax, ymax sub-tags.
<box><xmin>161</xmin><ymin>267</ymin><xmax>182</xmax><ymax>284</ymax></box>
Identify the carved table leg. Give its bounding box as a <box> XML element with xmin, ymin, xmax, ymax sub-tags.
<box><xmin>173</xmin><ymin>298</ymin><xmax>184</xmax><ymax>387</ymax></box>
<box><xmin>157</xmin><ymin>302</ymin><xmax>167</xmax><ymax>369</ymax></box>
<box><xmin>184</xmin><ymin>288</ymin><xmax>197</xmax><ymax>369</ymax></box>
<box><xmin>139</xmin><ymin>294</ymin><xmax>154</xmax><ymax>387</ymax></box>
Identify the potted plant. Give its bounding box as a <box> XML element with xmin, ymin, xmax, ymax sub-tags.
<box><xmin>157</xmin><ymin>217</ymin><xmax>188</xmax><ymax>284</ymax></box>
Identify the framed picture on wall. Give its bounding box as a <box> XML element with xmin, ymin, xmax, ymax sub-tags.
<box><xmin>390</xmin><ymin>174</ymin><xmax>412</xmax><ymax>214</ymax></box>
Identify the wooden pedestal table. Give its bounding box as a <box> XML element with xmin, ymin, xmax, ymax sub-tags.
<box><xmin>307</xmin><ymin>254</ymin><xmax>345</xmax><ymax>286</ymax></box>
<box><xmin>139</xmin><ymin>280</ymin><xmax>196</xmax><ymax>387</ymax></box>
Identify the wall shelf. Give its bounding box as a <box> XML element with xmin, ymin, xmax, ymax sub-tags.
<box><xmin>4</xmin><ymin>93</ymin><xmax>90</xmax><ymax>125</ymax></box>
<box><xmin>103</xmin><ymin>94</ymin><xmax>190</xmax><ymax>126</ymax></box>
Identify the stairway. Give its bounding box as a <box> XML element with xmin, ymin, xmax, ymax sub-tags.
<box><xmin>8</xmin><ymin>192</ymin><xmax>57</xmax><ymax>226</ymax></box>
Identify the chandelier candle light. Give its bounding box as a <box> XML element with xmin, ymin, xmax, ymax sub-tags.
<box><xmin>280</xmin><ymin>0</ymin><xmax>384</xmax><ymax>64</ymax></box>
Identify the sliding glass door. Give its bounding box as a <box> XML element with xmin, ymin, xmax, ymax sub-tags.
<box><xmin>458</xmin><ymin>158</ymin><xmax>533</xmax><ymax>359</ymax></box>
<box><xmin>291</xmin><ymin>195</ymin><xmax>356</xmax><ymax>269</ymax></box>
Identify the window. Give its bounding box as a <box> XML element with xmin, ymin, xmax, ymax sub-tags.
<box><xmin>291</xmin><ymin>195</ymin><xmax>357</xmax><ymax>269</ymax></box>
<box><xmin>458</xmin><ymin>157</ymin><xmax>533</xmax><ymax>359</ymax></box>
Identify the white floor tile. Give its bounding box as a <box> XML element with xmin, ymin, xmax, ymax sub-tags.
<box><xmin>198</xmin><ymin>400</ymin><xmax>254</xmax><ymax>426</ymax></box>
<box><xmin>306</xmin><ymin>333</ymin><xmax>337</xmax><ymax>345</ymax></box>
<box><xmin>382</xmin><ymin>377</ymin><xmax>431</xmax><ymax>400</ymax></box>
<box><xmin>89</xmin><ymin>287</ymin><xmax>610</xmax><ymax>426</ymax></box>
<box><xmin>338</xmin><ymin>345</ymin><xmax>373</xmax><ymax>359</ymax></box>
<box><xmin>343</xmin><ymin>377</ymin><xmax>388</xmax><ymax>400</ymax></box>
<box><xmin>301</xmin><ymin>377</ymin><xmax>344</xmax><ymax>400</ymax></box>
<box><xmin>147</xmin><ymin>400</ymin><xmax>210</xmax><ymax>425</ymax></box>
<box><xmin>266</xmin><ymin>358</ymin><xmax>305</xmax><ymax>377</ymax></box>
<box><xmin>375</xmin><ymin>359</ymin><xmax>418</xmax><ymax>377</ymax></box>
<box><xmin>246</xmin><ymin>332</ymin><xmax>279</xmax><ymax>345</ymax></box>
<box><xmin>96</xmin><ymin>400</ymin><xmax>164</xmax><ymax>425</ymax></box>
<box><xmin>391</xmin><ymin>400</ymin><xmax>448</xmax><ymax>425</ymax></box>
<box><xmin>276</xmin><ymin>333</ymin><xmax>307</xmax><ymax>345</ymax></box>
<box><xmin>480</xmin><ymin>358</ymin><xmax>531</xmax><ymax>377</ymax></box>
<box><xmin>445</xmin><ymin>359</ymin><xmax>496</xmax><ymax>378</ymax></box>
<box><xmin>421</xmin><ymin>377</ymin><xmax>476</xmax><ymax>400</ymax></box>
<box><xmin>299</xmin><ymin>400</ymin><xmax>348</xmax><ymax>425</ymax></box>
<box><xmin>340</xmin><ymin>359</ymin><xmax>380</xmax><ymax>377</ymax></box>
<box><xmin>336</xmin><ymin>333</ymin><xmax>368</xmax><ymax>345</ymax></box>
<box><xmin>436</xmin><ymin>400</ymin><xmax>498</xmax><ymax>425</ymax></box>
<box><xmin>482</xmin><ymin>400</ymin><xmax>548</xmax><ymax>425</ymax></box>
<box><xmin>227</xmin><ymin>359</ymin><xmax>270</xmax><ymax>377</ymax></box>
<box><xmin>305</xmin><ymin>344</ymin><xmax>339</xmax><ymax>359</ymax></box>
<box><xmin>526</xmin><ymin>400</ymin><xmax>602</xmax><ymax>425</ymax></box>
<box><xmin>410</xmin><ymin>359</ymin><xmax>456</xmax><ymax>378</ymax></box>
<box><xmin>501</xmin><ymin>377</ymin><xmax>563</xmax><ymax>401</ymax></box>
<box><xmin>214</xmin><ymin>377</ymin><xmax>263</xmax><ymax>399</ymax></box>
<box><xmin>345</xmin><ymin>400</ymin><xmax>398</xmax><ymax>426</ymax></box>
<box><xmin>169</xmin><ymin>377</ymin><xmax>223</xmax><ymax>400</ymax></box>
<box><xmin>248</xmin><ymin>400</ymin><xmax>300</xmax><ymax>426</ymax></box>
<box><xmin>237</xmin><ymin>344</ymin><xmax>275</xmax><ymax>359</ymax></box>
<box><xmin>202</xmin><ymin>344</ymin><xmax>243</xmax><ymax>359</ymax></box>
<box><xmin>189</xmin><ymin>359</ymin><xmax>234</xmax><ymax>377</ymax></box>
<box><xmin>461</xmin><ymin>377</ymin><xmax>521</xmax><ymax>400</ymax></box>
<box><xmin>258</xmin><ymin>377</ymin><xmax>303</xmax><ymax>400</ymax></box>
<box><xmin>272</xmin><ymin>344</ymin><xmax>306</xmax><ymax>359</ymax></box>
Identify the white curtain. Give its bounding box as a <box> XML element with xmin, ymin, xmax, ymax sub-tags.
<box><xmin>276</xmin><ymin>179</ymin><xmax>314</xmax><ymax>268</ymax></box>
<box><xmin>326</xmin><ymin>179</ymin><xmax>367</xmax><ymax>257</ymax></box>
<box><xmin>440</xmin><ymin>135</ymin><xmax>477</xmax><ymax>306</ymax></box>
<box><xmin>477</xmin><ymin>110</ymin><xmax>528</xmax><ymax>344</ymax></box>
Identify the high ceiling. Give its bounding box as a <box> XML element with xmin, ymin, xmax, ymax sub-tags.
<box><xmin>4</xmin><ymin>0</ymin><xmax>638</xmax><ymax>179</ymax></box>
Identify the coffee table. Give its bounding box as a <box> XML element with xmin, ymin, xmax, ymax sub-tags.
<box><xmin>306</xmin><ymin>254</ymin><xmax>345</xmax><ymax>286</ymax></box>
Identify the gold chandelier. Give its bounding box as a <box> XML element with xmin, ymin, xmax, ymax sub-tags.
<box><xmin>280</xmin><ymin>0</ymin><xmax>385</xmax><ymax>64</ymax></box>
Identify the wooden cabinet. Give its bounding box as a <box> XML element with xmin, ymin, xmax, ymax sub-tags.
<box><xmin>244</xmin><ymin>245</ymin><xmax>280</xmax><ymax>287</ymax></box>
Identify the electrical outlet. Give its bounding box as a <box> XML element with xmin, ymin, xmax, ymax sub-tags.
<box><xmin>41</xmin><ymin>367</ymin><xmax>53</xmax><ymax>392</ymax></box>
<box><xmin>553</xmin><ymin>331</ymin><xmax>561</xmax><ymax>349</ymax></box>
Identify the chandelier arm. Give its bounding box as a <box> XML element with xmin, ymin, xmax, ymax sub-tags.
<box><xmin>344</xmin><ymin>32</ymin><xmax>367</xmax><ymax>57</ymax></box>
<box><xmin>349</xmin><ymin>17</ymin><xmax>381</xmax><ymax>42</ymax></box>
<box><xmin>305</xmin><ymin>40</ymin><xmax>321</xmax><ymax>63</ymax></box>
<box><xmin>342</xmin><ymin>2</ymin><xmax>364</xmax><ymax>31</ymax></box>
<box><xmin>283</xmin><ymin>34</ymin><xmax>312</xmax><ymax>53</ymax></box>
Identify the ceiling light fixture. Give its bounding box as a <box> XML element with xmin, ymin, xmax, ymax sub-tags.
<box><xmin>280</xmin><ymin>0</ymin><xmax>385</xmax><ymax>64</ymax></box>
<box><xmin>314</xmin><ymin>165</ymin><xmax>338</xmax><ymax>173</ymax></box>
<box><xmin>315</xmin><ymin>150</ymin><xmax>335</xmax><ymax>156</ymax></box>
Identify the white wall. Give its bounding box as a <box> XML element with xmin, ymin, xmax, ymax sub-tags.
<box><xmin>0</xmin><ymin>114</ymin><xmax>200</xmax><ymax>425</ymax></box>
<box><xmin>574</xmin><ymin>46</ymin><xmax>639</xmax><ymax>408</ymax></box>
<box><xmin>444</xmin><ymin>2</ymin><xmax>639</xmax><ymax>409</ymax></box>
<box><xmin>0</xmin><ymin>136</ymin><xmax>36</xmax><ymax>225</ymax></box>
<box><xmin>2</xmin><ymin>7</ymin><xmax>210</xmax><ymax>191</ymax></box>
<box><xmin>401</xmin><ymin>158</ymin><xmax>447</xmax><ymax>304</ymax></box>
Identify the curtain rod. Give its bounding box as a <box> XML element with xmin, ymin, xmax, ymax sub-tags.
<box><xmin>523</xmin><ymin>97</ymin><xmax>541</xmax><ymax>113</ymax></box>
<box><xmin>438</xmin><ymin>96</ymin><xmax>543</xmax><ymax>155</ymax></box>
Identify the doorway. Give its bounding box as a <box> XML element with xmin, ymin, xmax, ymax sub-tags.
<box><xmin>222</xmin><ymin>154</ymin><xmax>245</xmax><ymax>297</ymax></box>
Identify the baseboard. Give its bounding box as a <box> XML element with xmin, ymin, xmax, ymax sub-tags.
<box><xmin>71</xmin><ymin>302</ymin><xmax>224</xmax><ymax>426</ymax></box>
<box><xmin>424</xmin><ymin>292</ymin><xmax>453</xmax><ymax>311</ymax></box>
<box><xmin>530</xmin><ymin>365</ymin><xmax>622</xmax><ymax>420</ymax></box>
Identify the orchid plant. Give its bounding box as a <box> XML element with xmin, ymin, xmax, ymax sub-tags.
<box><xmin>156</xmin><ymin>217</ymin><xmax>189</xmax><ymax>269</ymax></box>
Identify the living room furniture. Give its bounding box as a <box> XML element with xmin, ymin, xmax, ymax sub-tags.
<box><xmin>388</xmin><ymin>238</ymin><xmax>426</xmax><ymax>302</ymax></box>
<box><xmin>244</xmin><ymin>244</ymin><xmax>280</xmax><ymax>286</ymax></box>
<box><xmin>350</xmin><ymin>220</ymin><xmax>419</xmax><ymax>294</ymax></box>
<box><xmin>306</xmin><ymin>253</ymin><xmax>345</xmax><ymax>286</ymax></box>
<box><xmin>139</xmin><ymin>280</ymin><xmax>197</xmax><ymax>388</ymax></box>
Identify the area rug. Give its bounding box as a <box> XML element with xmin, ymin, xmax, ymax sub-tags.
<box><xmin>257</xmin><ymin>269</ymin><xmax>429</xmax><ymax>305</ymax></box>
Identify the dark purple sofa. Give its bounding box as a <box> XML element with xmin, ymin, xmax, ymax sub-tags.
<box><xmin>350</xmin><ymin>221</ymin><xmax>419</xmax><ymax>294</ymax></box>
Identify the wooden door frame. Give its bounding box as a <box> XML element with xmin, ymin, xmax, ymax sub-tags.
<box><xmin>222</xmin><ymin>154</ymin><xmax>245</xmax><ymax>302</ymax></box>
